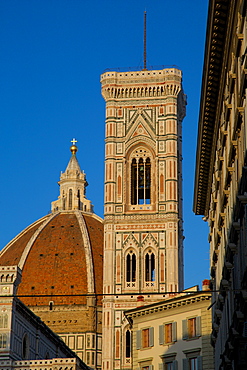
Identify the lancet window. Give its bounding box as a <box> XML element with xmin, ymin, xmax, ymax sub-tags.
<box><xmin>0</xmin><ymin>314</ymin><xmax>8</xmax><ymax>328</ymax></box>
<box><xmin>131</xmin><ymin>155</ymin><xmax>151</xmax><ymax>205</ymax></box>
<box><xmin>145</xmin><ymin>252</ymin><xmax>155</xmax><ymax>281</ymax></box>
<box><xmin>126</xmin><ymin>330</ymin><xmax>131</xmax><ymax>358</ymax></box>
<box><xmin>0</xmin><ymin>334</ymin><xmax>7</xmax><ymax>349</ymax></box>
<box><xmin>126</xmin><ymin>251</ymin><xmax>136</xmax><ymax>282</ymax></box>
<box><xmin>77</xmin><ymin>189</ymin><xmax>81</xmax><ymax>210</ymax></box>
<box><xmin>69</xmin><ymin>189</ymin><xmax>72</xmax><ymax>209</ymax></box>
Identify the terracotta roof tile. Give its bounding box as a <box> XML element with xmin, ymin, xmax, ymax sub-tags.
<box><xmin>0</xmin><ymin>212</ymin><xmax>103</xmax><ymax>307</ymax></box>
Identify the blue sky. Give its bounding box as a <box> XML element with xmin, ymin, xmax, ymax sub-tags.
<box><xmin>0</xmin><ymin>0</ymin><xmax>209</xmax><ymax>289</ymax></box>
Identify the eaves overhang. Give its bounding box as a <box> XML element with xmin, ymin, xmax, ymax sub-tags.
<box><xmin>124</xmin><ymin>292</ymin><xmax>211</xmax><ymax>320</ymax></box>
<box><xmin>193</xmin><ymin>0</ymin><xmax>233</xmax><ymax>216</ymax></box>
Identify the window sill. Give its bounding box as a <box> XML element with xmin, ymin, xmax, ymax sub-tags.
<box><xmin>163</xmin><ymin>341</ymin><xmax>176</xmax><ymax>346</ymax></box>
<box><xmin>183</xmin><ymin>336</ymin><xmax>201</xmax><ymax>341</ymax></box>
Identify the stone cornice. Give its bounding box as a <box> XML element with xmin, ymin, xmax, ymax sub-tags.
<box><xmin>194</xmin><ymin>0</ymin><xmax>233</xmax><ymax>215</ymax></box>
<box><xmin>125</xmin><ymin>292</ymin><xmax>211</xmax><ymax>319</ymax></box>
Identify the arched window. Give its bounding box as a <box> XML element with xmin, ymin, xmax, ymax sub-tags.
<box><xmin>0</xmin><ymin>314</ymin><xmax>8</xmax><ymax>328</ymax></box>
<box><xmin>131</xmin><ymin>157</ymin><xmax>151</xmax><ymax>205</ymax></box>
<box><xmin>22</xmin><ymin>334</ymin><xmax>29</xmax><ymax>359</ymax></box>
<box><xmin>145</xmin><ymin>252</ymin><xmax>155</xmax><ymax>281</ymax></box>
<box><xmin>69</xmin><ymin>189</ymin><xmax>72</xmax><ymax>209</ymax></box>
<box><xmin>62</xmin><ymin>191</ymin><xmax>65</xmax><ymax>210</ymax></box>
<box><xmin>126</xmin><ymin>252</ymin><xmax>136</xmax><ymax>282</ymax></box>
<box><xmin>126</xmin><ymin>330</ymin><xmax>131</xmax><ymax>358</ymax></box>
<box><xmin>77</xmin><ymin>189</ymin><xmax>81</xmax><ymax>210</ymax></box>
<box><xmin>0</xmin><ymin>334</ymin><xmax>7</xmax><ymax>349</ymax></box>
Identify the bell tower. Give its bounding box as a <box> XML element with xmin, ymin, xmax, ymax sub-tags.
<box><xmin>101</xmin><ymin>67</ymin><xmax>186</xmax><ymax>370</ymax></box>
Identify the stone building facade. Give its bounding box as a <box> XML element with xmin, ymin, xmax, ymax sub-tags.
<box><xmin>0</xmin><ymin>265</ymin><xmax>88</xmax><ymax>370</ymax></box>
<box><xmin>194</xmin><ymin>0</ymin><xmax>247</xmax><ymax>368</ymax></box>
<box><xmin>101</xmin><ymin>68</ymin><xmax>186</xmax><ymax>370</ymax></box>
<box><xmin>125</xmin><ymin>284</ymin><xmax>213</xmax><ymax>370</ymax></box>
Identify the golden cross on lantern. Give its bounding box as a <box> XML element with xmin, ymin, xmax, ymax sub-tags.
<box><xmin>71</xmin><ymin>138</ymin><xmax>77</xmax><ymax>145</ymax></box>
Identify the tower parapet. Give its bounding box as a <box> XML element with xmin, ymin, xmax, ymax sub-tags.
<box><xmin>101</xmin><ymin>68</ymin><xmax>184</xmax><ymax>100</ymax></box>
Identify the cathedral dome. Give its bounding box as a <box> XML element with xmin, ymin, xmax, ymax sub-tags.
<box><xmin>0</xmin><ymin>140</ymin><xmax>104</xmax><ymax>308</ymax></box>
<box><xmin>0</xmin><ymin>210</ymin><xmax>103</xmax><ymax>307</ymax></box>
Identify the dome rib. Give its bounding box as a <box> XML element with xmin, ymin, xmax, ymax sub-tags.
<box><xmin>0</xmin><ymin>210</ymin><xmax>103</xmax><ymax>307</ymax></box>
<box><xmin>19</xmin><ymin>212</ymin><xmax>59</xmax><ymax>270</ymax></box>
<box><xmin>75</xmin><ymin>211</ymin><xmax>95</xmax><ymax>294</ymax></box>
<box><xmin>0</xmin><ymin>215</ymin><xmax>51</xmax><ymax>266</ymax></box>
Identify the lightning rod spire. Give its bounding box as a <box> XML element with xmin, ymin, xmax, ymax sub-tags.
<box><xmin>143</xmin><ymin>11</ymin><xmax>147</xmax><ymax>70</ymax></box>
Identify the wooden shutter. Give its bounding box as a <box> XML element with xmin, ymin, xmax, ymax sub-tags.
<box><xmin>136</xmin><ymin>330</ymin><xmax>141</xmax><ymax>350</ymax></box>
<box><xmin>149</xmin><ymin>327</ymin><xmax>154</xmax><ymax>347</ymax></box>
<box><xmin>159</xmin><ymin>363</ymin><xmax>163</xmax><ymax>370</ymax></box>
<box><xmin>182</xmin><ymin>319</ymin><xmax>188</xmax><ymax>340</ymax></box>
<box><xmin>196</xmin><ymin>316</ymin><xmax>201</xmax><ymax>336</ymax></box>
<box><xmin>159</xmin><ymin>325</ymin><xmax>164</xmax><ymax>345</ymax></box>
<box><xmin>172</xmin><ymin>322</ymin><xmax>177</xmax><ymax>342</ymax></box>
<box><xmin>172</xmin><ymin>360</ymin><xmax>178</xmax><ymax>370</ymax></box>
<box><xmin>182</xmin><ymin>358</ymin><xmax>189</xmax><ymax>370</ymax></box>
<box><xmin>197</xmin><ymin>356</ymin><xmax>203</xmax><ymax>370</ymax></box>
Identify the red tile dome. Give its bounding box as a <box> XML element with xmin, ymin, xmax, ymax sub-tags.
<box><xmin>0</xmin><ymin>211</ymin><xmax>103</xmax><ymax>307</ymax></box>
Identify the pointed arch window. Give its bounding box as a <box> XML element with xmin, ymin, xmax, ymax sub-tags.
<box><xmin>0</xmin><ymin>334</ymin><xmax>7</xmax><ymax>349</ymax></box>
<box><xmin>126</xmin><ymin>330</ymin><xmax>131</xmax><ymax>358</ymax></box>
<box><xmin>131</xmin><ymin>157</ymin><xmax>151</xmax><ymax>205</ymax></box>
<box><xmin>69</xmin><ymin>189</ymin><xmax>72</xmax><ymax>210</ymax></box>
<box><xmin>145</xmin><ymin>252</ymin><xmax>155</xmax><ymax>281</ymax></box>
<box><xmin>77</xmin><ymin>189</ymin><xmax>81</xmax><ymax>210</ymax></box>
<box><xmin>126</xmin><ymin>252</ymin><xmax>136</xmax><ymax>282</ymax></box>
<box><xmin>0</xmin><ymin>314</ymin><xmax>8</xmax><ymax>328</ymax></box>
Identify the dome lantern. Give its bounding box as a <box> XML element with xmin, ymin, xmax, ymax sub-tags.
<box><xmin>51</xmin><ymin>139</ymin><xmax>92</xmax><ymax>213</ymax></box>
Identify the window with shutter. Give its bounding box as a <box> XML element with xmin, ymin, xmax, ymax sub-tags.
<box><xmin>159</xmin><ymin>325</ymin><xmax>164</xmax><ymax>345</ymax></box>
<box><xmin>197</xmin><ymin>356</ymin><xmax>203</xmax><ymax>370</ymax></box>
<box><xmin>172</xmin><ymin>322</ymin><xmax>177</xmax><ymax>342</ymax></box>
<box><xmin>195</xmin><ymin>316</ymin><xmax>201</xmax><ymax>337</ymax></box>
<box><xmin>139</xmin><ymin>327</ymin><xmax>154</xmax><ymax>348</ymax></box>
<box><xmin>182</xmin><ymin>319</ymin><xmax>188</xmax><ymax>340</ymax></box>
<box><xmin>183</xmin><ymin>349</ymin><xmax>201</xmax><ymax>370</ymax></box>
<box><xmin>160</xmin><ymin>354</ymin><xmax>177</xmax><ymax>370</ymax></box>
<box><xmin>165</xmin><ymin>363</ymin><xmax>174</xmax><ymax>370</ymax></box>
<box><xmin>189</xmin><ymin>357</ymin><xmax>198</xmax><ymax>370</ymax></box>
<box><xmin>139</xmin><ymin>361</ymin><xmax>153</xmax><ymax>370</ymax></box>
<box><xmin>188</xmin><ymin>318</ymin><xmax>196</xmax><ymax>338</ymax></box>
<box><xmin>142</xmin><ymin>328</ymin><xmax>149</xmax><ymax>348</ymax></box>
<box><xmin>136</xmin><ymin>330</ymin><xmax>141</xmax><ymax>350</ymax></box>
<box><xmin>165</xmin><ymin>323</ymin><xmax>172</xmax><ymax>343</ymax></box>
<box><xmin>161</xmin><ymin>322</ymin><xmax>177</xmax><ymax>344</ymax></box>
<box><xmin>183</xmin><ymin>317</ymin><xmax>201</xmax><ymax>340</ymax></box>
<box><xmin>182</xmin><ymin>358</ymin><xmax>189</xmax><ymax>370</ymax></box>
<box><xmin>149</xmin><ymin>327</ymin><xmax>154</xmax><ymax>347</ymax></box>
